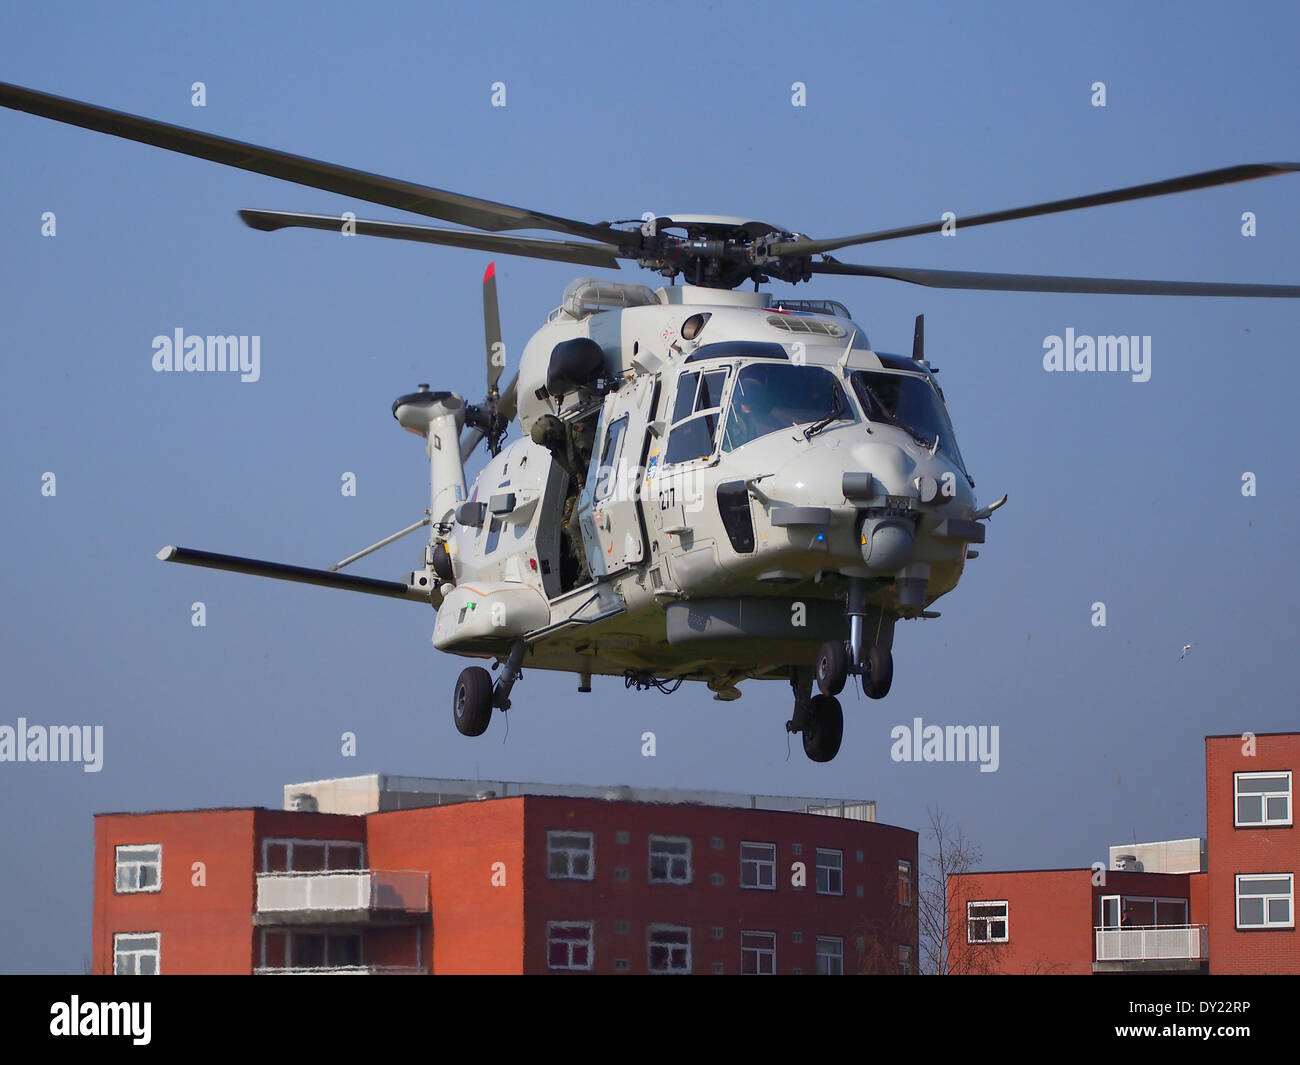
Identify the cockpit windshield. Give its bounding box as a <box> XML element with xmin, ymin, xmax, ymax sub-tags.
<box><xmin>721</xmin><ymin>363</ymin><xmax>851</xmax><ymax>453</ymax></box>
<box><xmin>849</xmin><ymin>370</ymin><xmax>967</xmax><ymax>474</ymax></box>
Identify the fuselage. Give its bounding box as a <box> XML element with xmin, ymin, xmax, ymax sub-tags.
<box><xmin>430</xmin><ymin>282</ymin><xmax>986</xmax><ymax>692</ymax></box>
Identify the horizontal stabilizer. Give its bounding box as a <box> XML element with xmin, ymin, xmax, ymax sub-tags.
<box><xmin>156</xmin><ymin>545</ymin><xmax>436</xmax><ymax>604</ymax></box>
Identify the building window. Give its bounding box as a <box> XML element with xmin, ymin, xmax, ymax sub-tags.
<box><xmin>649</xmin><ymin>836</ymin><xmax>692</xmax><ymax>884</ymax></box>
<box><xmin>816</xmin><ymin>849</ymin><xmax>843</xmax><ymax>895</ymax></box>
<box><xmin>711</xmin><ymin>837</ymin><xmax>725</xmax><ymax>850</ymax></box>
<box><xmin>898</xmin><ymin>945</ymin><xmax>913</xmax><ymax>975</ymax></box>
<box><xmin>711</xmin><ymin>962</ymin><xmax>724</xmax><ymax>974</ymax></box>
<box><xmin>548</xmin><ymin>831</ymin><xmax>594</xmax><ymax>880</ymax></box>
<box><xmin>711</xmin><ymin>926</ymin><xmax>724</xmax><ymax>940</ymax></box>
<box><xmin>648</xmin><ymin>925</ymin><xmax>691</xmax><ymax>974</ymax></box>
<box><xmin>615</xmin><ymin>830</ymin><xmax>630</xmax><ymax>845</ymax></box>
<box><xmin>816</xmin><ymin>936</ymin><xmax>843</xmax><ymax>975</ymax></box>
<box><xmin>741</xmin><ymin>931</ymin><xmax>776</xmax><ymax>974</ymax></box>
<box><xmin>967</xmin><ymin>901</ymin><xmax>1009</xmax><ymax>943</ymax></box>
<box><xmin>114</xmin><ymin>845</ymin><xmax>161</xmax><ymax>894</ymax></box>
<box><xmin>1235</xmin><ymin>772</ymin><xmax>1292</xmax><ymax>827</ymax></box>
<box><xmin>261</xmin><ymin>838</ymin><xmax>363</xmax><ymax>872</ymax></box>
<box><xmin>741</xmin><ymin>842</ymin><xmax>776</xmax><ymax>890</ymax></box>
<box><xmin>615</xmin><ymin>867</ymin><xmax>629</xmax><ymax>881</ymax></box>
<box><xmin>710</xmin><ymin>873</ymin><xmax>724</xmax><ymax>886</ymax></box>
<box><xmin>615</xmin><ymin>921</ymin><xmax>629</xmax><ymax>935</ymax></box>
<box><xmin>614</xmin><ymin>958</ymin><xmax>629</xmax><ymax>971</ymax></box>
<box><xmin>791</xmin><ymin>931</ymin><xmax>802</xmax><ymax>944</ymax></box>
<box><xmin>547</xmin><ymin>922</ymin><xmax>594</xmax><ymax>970</ymax></box>
<box><xmin>1236</xmin><ymin>874</ymin><xmax>1293</xmax><ymax>929</ymax></box>
<box><xmin>791</xmin><ymin>843</ymin><xmax>803</xmax><ymax>856</ymax></box>
<box><xmin>113</xmin><ymin>932</ymin><xmax>160</xmax><ymax>974</ymax></box>
<box><xmin>898</xmin><ymin>860</ymin><xmax>913</xmax><ymax>906</ymax></box>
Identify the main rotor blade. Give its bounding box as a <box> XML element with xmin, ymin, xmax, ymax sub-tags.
<box><xmin>498</xmin><ymin>371</ymin><xmax>520</xmax><ymax>422</ymax></box>
<box><xmin>239</xmin><ymin>209</ymin><xmax>622</xmax><ymax>268</ymax></box>
<box><xmin>774</xmin><ymin>163</ymin><xmax>1300</xmax><ymax>257</ymax></box>
<box><xmin>812</xmin><ymin>259</ymin><xmax>1300</xmax><ymax>297</ymax></box>
<box><xmin>0</xmin><ymin>81</ymin><xmax>620</xmax><ymax>242</ymax></box>
<box><xmin>483</xmin><ymin>262</ymin><xmax>504</xmax><ymax>396</ymax></box>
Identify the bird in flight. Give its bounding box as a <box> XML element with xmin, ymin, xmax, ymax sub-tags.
<box><xmin>1180</xmin><ymin>644</ymin><xmax>1192</xmax><ymax>660</ymax></box>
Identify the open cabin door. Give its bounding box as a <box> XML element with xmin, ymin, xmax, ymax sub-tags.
<box><xmin>577</xmin><ymin>374</ymin><xmax>658</xmax><ymax>579</ymax></box>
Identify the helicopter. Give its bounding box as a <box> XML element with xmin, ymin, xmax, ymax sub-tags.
<box><xmin>4</xmin><ymin>82</ymin><xmax>1298</xmax><ymax>762</ymax></box>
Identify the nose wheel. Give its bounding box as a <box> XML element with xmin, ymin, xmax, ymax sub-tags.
<box><xmin>866</xmin><ymin>645</ymin><xmax>893</xmax><ymax>700</ymax></box>
<box><xmin>815</xmin><ymin>640</ymin><xmax>848</xmax><ymax>696</ymax></box>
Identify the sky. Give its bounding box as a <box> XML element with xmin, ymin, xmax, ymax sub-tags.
<box><xmin>1</xmin><ymin>0</ymin><xmax>1297</xmax><ymax>973</ymax></box>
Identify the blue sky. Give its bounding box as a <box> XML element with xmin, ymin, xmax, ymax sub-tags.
<box><xmin>1</xmin><ymin>0</ymin><xmax>1297</xmax><ymax>972</ymax></box>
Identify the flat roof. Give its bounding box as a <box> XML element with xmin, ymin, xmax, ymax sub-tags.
<box><xmin>284</xmin><ymin>773</ymin><xmax>879</xmax><ymax>820</ymax></box>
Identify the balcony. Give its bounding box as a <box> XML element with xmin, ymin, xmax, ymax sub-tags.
<box><xmin>255</xmin><ymin>870</ymin><xmax>429</xmax><ymax>926</ymax></box>
<box><xmin>255</xmin><ymin>964</ymin><xmax>427</xmax><ymax>975</ymax></box>
<box><xmin>1093</xmin><ymin>925</ymin><xmax>1209</xmax><ymax>973</ymax></box>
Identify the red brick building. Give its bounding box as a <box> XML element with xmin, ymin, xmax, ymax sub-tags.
<box><xmin>94</xmin><ymin>777</ymin><xmax>918</xmax><ymax>975</ymax></box>
<box><xmin>948</xmin><ymin>731</ymin><xmax>1296</xmax><ymax>975</ymax></box>
<box><xmin>947</xmin><ymin>866</ymin><xmax>1206</xmax><ymax>975</ymax></box>
<box><xmin>1205</xmin><ymin>732</ymin><xmax>1299</xmax><ymax>974</ymax></box>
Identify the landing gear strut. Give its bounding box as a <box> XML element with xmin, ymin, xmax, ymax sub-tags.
<box><xmin>815</xmin><ymin>579</ymin><xmax>895</xmax><ymax>700</ymax></box>
<box><xmin>452</xmin><ymin>639</ymin><xmax>527</xmax><ymax>737</ymax></box>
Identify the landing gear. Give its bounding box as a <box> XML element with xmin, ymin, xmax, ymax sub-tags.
<box><xmin>802</xmin><ymin>694</ymin><xmax>844</xmax><ymax>762</ymax></box>
<box><xmin>866</xmin><ymin>645</ymin><xmax>893</xmax><ymax>700</ymax></box>
<box><xmin>787</xmin><ymin>666</ymin><xmax>844</xmax><ymax>763</ymax></box>
<box><xmin>453</xmin><ymin>667</ymin><xmax>493</xmax><ymax>736</ymax></box>
<box><xmin>452</xmin><ymin>639</ymin><xmax>527</xmax><ymax>737</ymax></box>
<box><xmin>815</xmin><ymin>640</ymin><xmax>848</xmax><ymax>696</ymax></box>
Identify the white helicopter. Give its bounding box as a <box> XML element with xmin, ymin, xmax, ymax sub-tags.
<box><xmin>4</xmin><ymin>82</ymin><xmax>1297</xmax><ymax>761</ymax></box>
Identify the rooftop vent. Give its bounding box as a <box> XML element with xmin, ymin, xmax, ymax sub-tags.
<box><xmin>766</xmin><ymin>315</ymin><xmax>847</xmax><ymax>338</ymax></box>
<box><xmin>288</xmin><ymin>792</ymin><xmax>318</xmax><ymax>813</ymax></box>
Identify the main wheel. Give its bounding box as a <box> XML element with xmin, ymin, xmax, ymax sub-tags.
<box><xmin>866</xmin><ymin>646</ymin><xmax>893</xmax><ymax>700</ymax></box>
<box><xmin>815</xmin><ymin>640</ymin><xmax>848</xmax><ymax>696</ymax></box>
<box><xmin>802</xmin><ymin>694</ymin><xmax>844</xmax><ymax>763</ymax></box>
<box><xmin>453</xmin><ymin>666</ymin><xmax>494</xmax><ymax>736</ymax></box>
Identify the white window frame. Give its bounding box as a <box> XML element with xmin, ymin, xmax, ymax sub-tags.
<box><xmin>741</xmin><ymin>931</ymin><xmax>776</xmax><ymax>975</ymax></box>
<box><xmin>648</xmin><ymin>835</ymin><xmax>692</xmax><ymax>885</ymax></box>
<box><xmin>114</xmin><ymin>844</ymin><xmax>162</xmax><ymax>894</ymax></box>
<box><xmin>967</xmin><ymin>900</ymin><xmax>1009</xmax><ymax>943</ymax></box>
<box><xmin>546</xmin><ymin>921</ymin><xmax>594</xmax><ymax>971</ymax></box>
<box><xmin>816</xmin><ymin>935</ymin><xmax>843</xmax><ymax>975</ymax></box>
<box><xmin>898</xmin><ymin>859</ymin><xmax>913</xmax><ymax>906</ymax></box>
<box><xmin>1234</xmin><ymin>771</ymin><xmax>1292</xmax><ymax>827</ymax></box>
<box><xmin>740</xmin><ymin>841</ymin><xmax>776</xmax><ymax>890</ymax></box>
<box><xmin>260</xmin><ymin>837</ymin><xmax>365</xmax><ymax>872</ymax></box>
<box><xmin>113</xmin><ymin>932</ymin><xmax>161</xmax><ymax>974</ymax></box>
<box><xmin>1235</xmin><ymin>874</ymin><xmax>1294</xmax><ymax>930</ymax></box>
<box><xmin>898</xmin><ymin>944</ymin><xmax>913</xmax><ymax>975</ymax></box>
<box><xmin>648</xmin><ymin>924</ymin><xmax>691</xmax><ymax>974</ymax></box>
<box><xmin>547</xmin><ymin>831</ymin><xmax>595</xmax><ymax>880</ymax></box>
<box><xmin>815</xmin><ymin>848</ymin><xmax>843</xmax><ymax>896</ymax></box>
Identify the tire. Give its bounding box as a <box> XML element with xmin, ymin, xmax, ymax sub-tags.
<box><xmin>802</xmin><ymin>694</ymin><xmax>844</xmax><ymax>763</ymax></box>
<box><xmin>815</xmin><ymin>640</ymin><xmax>848</xmax><ymax>697</ymax></box>
<box><xmin>453</xmin><ymin>666</ymin><xmax>494</xmax><ymax>736</ymax></box>
<box><xmin>866</xmin><ymin>646</ymin><xmax>893</xmax><ymax>700</ymax></box>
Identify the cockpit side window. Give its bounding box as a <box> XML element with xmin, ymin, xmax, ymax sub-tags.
<box><xmin>665</xmin><ymin>367</ymin><xmax>729</xmax><ymax>466</ymax></box>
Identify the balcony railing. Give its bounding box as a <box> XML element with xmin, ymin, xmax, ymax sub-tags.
<box><xmin>255</xmin><ymin>965</ymin><xmax>427</xmax><ymax>975</ymax></box>
<box><xmin>256</xmin><ymin>870</ymin><xmax>429</xmax><ymax>919</ymax></box>
<box><xmin>1094</xmin><ymin>925</ymin><xmax>1208</xmax><ymax>962</ymax></box>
